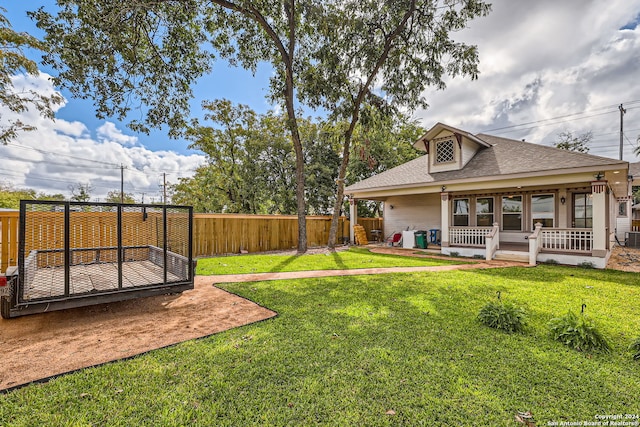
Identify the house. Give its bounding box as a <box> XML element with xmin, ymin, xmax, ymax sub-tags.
<box><xmin>345</xmin><ymin>123</ymin><xmax>635</xmax><ymax>268</ymax></box>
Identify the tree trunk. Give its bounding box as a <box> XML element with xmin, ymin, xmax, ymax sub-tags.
<box><xmin>328</xmin><ymin>132</ymin><xmax>352</xmax><ymax>249</ymax></box>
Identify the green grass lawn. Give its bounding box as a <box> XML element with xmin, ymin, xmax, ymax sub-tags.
<box><xmin>2</xmin><ymin>265</ymin><xmax>640</xmax><ymax>425</ymax></box>
<box><xmin>196</xmin><ymin>247</ymin><xmax>467</xmax><ymax>275</ymax></box>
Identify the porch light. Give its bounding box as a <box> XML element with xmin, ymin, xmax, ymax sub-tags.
<box><xmin>595</xmin><ymin>172</ymin><xmax>604</xmax><ymax>180</ymax></box>
<box><xmin>560</xmin><ymin>196</ymin><xmax>566</xmax><ymax>205</ymax></box>
<box><xmin>441</xmin><ymin>185</ymin><xmax>446</xmax><ymax>191</ymax></box>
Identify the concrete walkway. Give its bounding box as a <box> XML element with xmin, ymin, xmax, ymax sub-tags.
<box><xmin>201</xmin><ymin>248</ymin><xmax>528</xmax><ymax>284</ymax></box>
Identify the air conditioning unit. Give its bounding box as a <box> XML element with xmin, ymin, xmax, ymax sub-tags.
<box><xmin>626</xmin><ymin>232</ymin><xmax>640</xmax><ymax>248</ymax></box>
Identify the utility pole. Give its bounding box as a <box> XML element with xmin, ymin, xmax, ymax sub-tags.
<box><xmin>163</xmin><ymin>172</ymin><xmax>167</xmax><ymax>205</ymax></box>
<box><xmin>619</xmin><ymin>103</ymin><xmax>626</xmax><ymax>160</ymax></box>
<box><xmin>120</xmin><ymin>164</ymin><xmax>124</xmax><ymax>203</ymax></box>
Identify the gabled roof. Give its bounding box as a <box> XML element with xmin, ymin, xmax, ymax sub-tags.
<box><xmin>412</xmin><ymin>122</ymin><xmax>490</xmax><ymax>151</ymax></box>
<box><xmin>346</xmin><ymin>133</ymin><xmax>627</xmax><ymax>193</ymax></box>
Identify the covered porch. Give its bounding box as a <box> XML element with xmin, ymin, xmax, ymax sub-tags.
<box><xmin>349</xmin><ymin>177</ymin><xmax>625</xmax><ymax>268</ymax></box>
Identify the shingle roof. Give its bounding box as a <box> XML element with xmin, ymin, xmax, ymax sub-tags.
<box><xmin>346</xmin><ymin>133</ymin><xmax>627</xmax><ymax>192</ymax></box>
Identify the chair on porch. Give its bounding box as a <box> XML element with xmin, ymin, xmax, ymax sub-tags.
<box><xmin>386</xmin><ymin>232</ymin><xmax>403</xmax><ymax>247</ymax></box>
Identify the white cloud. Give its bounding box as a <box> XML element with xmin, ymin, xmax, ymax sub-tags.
<box><xmin>415</xmin><ymin>0</ymin><xmax>640</xmax><ymax>160</ymax></box>
<box><xmin>97</xmin><ymin>121</ymin><xmax>139</xmax><ymax>146</ymax></box>
<box><xmin>0</xmin><ymin>75</ymin><xmax>205</xmax><ymax>202</ymax></box>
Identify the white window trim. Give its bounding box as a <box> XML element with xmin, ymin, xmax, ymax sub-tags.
<box><xmin>476</xmin><ymin>196</ymin><xmax>494</xmax><ymax>227</ymax></box>
<box><xmin>531</xmin><ymin>193</ymin><xmax>555</xmax><ymax>230</ymax></box>
<box><xmin>501</xmin><ymin>195</ymin><xmax>523</xmax><ymax>231</ymax></box>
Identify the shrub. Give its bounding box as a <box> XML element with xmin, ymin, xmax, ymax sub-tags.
<box><xmin>478</xmin><ymin>300</ymin><xmax>527</xmax><ymax>333</ymax></box>
<box><xmin>548</xmin><ymin>310</ymin><xmax>610</xmax><ymax>353</ymax></box>
<box><xmin>544</xmin><ymin>259</ymin><xmax>559</xmax><ymax>265</ymax></box>
<box><xmin>449</xmin><ymin>251</ymin><xmax>460</xmax><ymax>257</ymax></box>
<box><xmin>630</xmin><ymin>337</ymin><xmax>640</xmax><ymax>360</ymax></box>
<box><xmin>577</xmin><ymin>261</ymin><xmax>595</xmax><ymax>269</ymax></box>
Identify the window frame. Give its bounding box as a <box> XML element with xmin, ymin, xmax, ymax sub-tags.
<box><xmin>476</xmin><ymin>197</ymin><xmax>494</xmax><ymax>227</ymax></box>
<box><xmin>452</xmin><ymin>198</ymin><xmax>470</xmax><ymax>226</ymax></box>
<box><xmin>501</xmin><ymin>195</ymin><xmax>523</xmax><ymax>231</ymax></box>
<box><xmin>573</xmin><ymin>193</ymin><xmax>593</xmax><ymax>228</ymax></box>
<box><xmin>531</xmin><ymin>193</ymin><xmax>555</xmax><ymax>229</ymax></box>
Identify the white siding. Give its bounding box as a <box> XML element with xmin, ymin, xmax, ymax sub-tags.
<box><xmin>383</xmin><ymin>193</ymin><xmax>441</xmax><ymax>237</ymax></box>
<box><xmin>461</xmin><ymin>139</ymin><xmax>480</xmax><ymax>168</ymax></box>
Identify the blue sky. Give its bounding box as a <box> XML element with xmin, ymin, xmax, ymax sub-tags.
<box><xmin>2</xmin><ymin>1</ymin><xmax>640</xmax><ymax>201</ymax></box>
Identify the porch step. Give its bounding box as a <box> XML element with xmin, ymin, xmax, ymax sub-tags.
<box><xmin>493</xmin><ymin>250</ymin><xmax>529</xmax><ymax>263</ymax></box>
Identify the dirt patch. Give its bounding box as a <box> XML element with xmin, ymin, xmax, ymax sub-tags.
<box><xmin>606</xmin><ymin>246</ymin><xmax>640</xmax><ymax>272</ymax></box>
<box><xmin>0</xmin><ymin>276</ymin><xmax>276</xmax><ymax>392</ymax></box>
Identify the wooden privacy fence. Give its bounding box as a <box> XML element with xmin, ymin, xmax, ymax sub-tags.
<box><xmin>0</xmin><ymin>211</ymin><xmax>384</xmax><ymax>272</ymax></box>
<box><xmin>192</xmin><ymin>214</ymin><xmax>350</xmax><ymax>257</ymax></box>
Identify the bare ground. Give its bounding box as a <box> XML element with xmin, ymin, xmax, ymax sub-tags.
<box><xmin>0</xmin><ymin>276</ymin><xmax>276</xmax><ymax>391</ymax></box>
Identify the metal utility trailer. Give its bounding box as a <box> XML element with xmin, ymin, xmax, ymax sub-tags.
<box><xmin>0</xmin><ymin>201</ymin><xmax>194</xmax><ymax>318</ymax></box>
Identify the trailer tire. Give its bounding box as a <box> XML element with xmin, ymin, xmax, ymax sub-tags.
<box><xmin>1</xmin><ymin>297</ymin><xmax>11</xmax><ymax>319</ymax></box>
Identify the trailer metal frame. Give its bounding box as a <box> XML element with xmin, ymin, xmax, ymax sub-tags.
<box><xmin>1</xmin><ymin>201</ymin><xmax>194</xmax><ymax>318</ymax></box>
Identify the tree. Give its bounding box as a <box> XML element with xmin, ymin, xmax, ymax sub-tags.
<box><xmin>346</xmin><ymin>109</ymin><xmax>424</xmax><ymax>217</ymax></box>
<box><xmin>104</xmin><ymin>190</ymin><xmax>136</xmax><ymax>203</ymax></box>
<box><xmin>32</xmin><ymin>0</ymin><xmax>490</xmax><ymax>251</ymax></box>
<box><xmin>32</xmin><ymin>0</ymin><xmax>311</xmax><ymax>252</ymax></box>
<box><xmin>171</xmin><ymin>100</ymin><xmax>340</xmax><ymax>215</ymax></box>
<box><xmin>0</xmin><ymin>182</ymin><xmax>64</xmax><ymax>209</ymax></box>
<box><xmin>554</xmin><ymin>131</ymin><xmax>592</xmax><ymax>153</ymax></box>
<box><xmin>0</xmin><ymin>7</ymin><xmax>63</xmax><ymax>144</ymax></box>
<box><xmin>295</xmin><ymin>0</ymin><xmax>491</xmax><ymax>247</ymax></box>
<box><xmin>68</xmin><ymin>182</ymin><xmax>92</xmax><ymax>202</ymax></box>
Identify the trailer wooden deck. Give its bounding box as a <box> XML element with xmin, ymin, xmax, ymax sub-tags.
<box><xmin>22</xmin><ymin>260</ymin><xmax>182</xmax><ymax>301</ymax></box>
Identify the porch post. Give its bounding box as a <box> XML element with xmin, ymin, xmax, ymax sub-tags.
<box><xmin>440</xmin><ymin>192</ymin><xmax>450</xmax><ymax>247</ymax></box>
<box><xmin>349</xmin><ymin>197</ymin><xmax>357</xmax><ymax>244</ymax></box>
<box><xmin>591</xmin><ymin>180</ymin><xmax>607</xmax><ymax>257</ymax></box>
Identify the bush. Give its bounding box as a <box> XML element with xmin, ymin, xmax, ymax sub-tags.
<box><xmin>449</xmin><ymin>251</ymin><xmax>460</xmax><ymax>257</ymax></box>
<box><xmin>544</xmin><ymin>259</ymin><xmax>559</xmax><ymax>265</ymax></box>
<box><xmin>577</xmin><ymin>261</ymin><xmax>595</xmax><ymax>269</ymax></box>
<box><xmin>548</xmin><ymin>311</ymin><xmax>610</xmax><ymax>353</ymax></box>
<box><xmin>630</xmin><ymin>337</ymin><xmax>640</xmax><ymax>360</ymax></box>
<box><xmin>478</xmin><ymin>300</ymin><xmax>527</xmax><ymax>333</ymax></box>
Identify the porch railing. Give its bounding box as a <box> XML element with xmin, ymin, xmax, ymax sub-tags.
<box><xmin>449</xmin><ymin>226</ymin><xmax>493</xmax><ymax>247</ymax></box>
<box><xmin>539</xmin><ymin>228</ymin><xmax>592</xmax><ymax>252</ymax></box>
<box><xmin>485</xmin><ymin>223</ymin><xmax>500</xmax><ymax>261</ymax></box>
<box><xmin>528</xmin><ymin>223</ymin><xmax>543</xmax><ymax>266</ymax></box>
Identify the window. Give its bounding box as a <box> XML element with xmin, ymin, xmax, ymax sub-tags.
<box><xmin>573</xmin><ymin>193</ymin><xmax>592</xmax><ymax>228</ymax></box>
<box><xmin>502</xmin><ymin>195</ymin><xmax>522</xmax><ymax>231</ymax></box>
<box><xmin>453</xmin><ymin>198</ymin><xmax>469</xmax><ymax>226</ymax></box>
<box><xmin>435</xmin><ymin>139</ymin><xmax>455</xmax><ymax>163</ymax></box>
<box><xmin>618</xmin><ymin>201</ymin><xmax>627</xmax><ymax>217</ymax></box>
<box><xmin>476</xmin><ymin>197</ymin><xmax>494</xmax><ymax>226</ymax></box>
<box><xmin>531</xmin><ymin>194</ymin><xmax>554</xmax><ymax>228</ymax></box>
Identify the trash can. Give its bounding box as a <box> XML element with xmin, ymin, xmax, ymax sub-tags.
<box><xmin>414</xmin><ymin>230</ymin><xmax>428</xmax><ymax>249</ymax></box>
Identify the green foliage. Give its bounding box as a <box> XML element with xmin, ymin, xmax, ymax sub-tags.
<box><xmin>477</xmin><ymin>299</ymin><xmax>527</xmax><ymax>333</ymax></box>
<box><xmin>0</xmin><ymin>7</ymin><xmax>63</xmax><ymax>144</ymax></box>
<box><xmin>544</xmin><ymin>259</ymin><xmax>559</xmax><ymax>265</ymax></box>
<box><xmin>171</xmin><ymin>100</ymin><xmax>341</xmax><ymax>214</ymax></box>
<box><xmin>548</xmin><ymin>310</ymin><xmax>611</xmax><ymax>353</ymax></box>
<box><xmin>2</xmin><ymin>265</ymin><xmax>639</xmax><ymax>424</ymax></box>
<box><xmin>554</xmin><ymin>131</ymin><xmax>592</xmax><ymax>153</ymax></box>
<box><xmin>104</xmin><ymin>190</ymin><xmax>136</xmax><ymax>204</ymax></box>
<box><xmin>630</xmin><ymin>337</ymin><xmax>640</xmax><ymax>360</ymax></box>
<box><xmin>0</xmin><ymin>182</ymin><xmax>64</xmax><ymax>208</ymax></box>
<box><xmin>578</xmin><ymin>261</ymin><xmax>595</xmax><ymax>269</ymax></box>
<box><xmin>69</xmin><ymin>183</ymin><xmax>92</xmax><ymax>202</ymax></box>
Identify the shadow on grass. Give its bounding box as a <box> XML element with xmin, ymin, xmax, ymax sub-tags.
<box><xmin>268</xmin><ymin>255</ymin><xmax>300</xmax><ymax>273</ymax></box>
<box><xmin>330</xmin><ymin>250</ymin><xmax>348</xmax><ymax>270</ymax></box>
